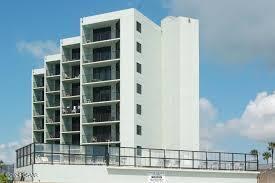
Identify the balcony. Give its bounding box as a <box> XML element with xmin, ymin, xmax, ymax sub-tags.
<box><xmin>33</xmin><ymin>124</ymin><xmax>44</xmax><ymax>131</ymax></box>
<box><xmin>46</xmin><ymin>132</ymin><xmax>60</xmax><ymax>140</ymax></box>
<box><xmin>62</xmin><ymin>106</ymin><xmax>80</xmax><ymax>116</ymax></box>
<box><xmin>82</xmin><ymin>74</ymin><xmax>119</xmax><ymax>86</ymax></box>
<box><xmin>82</xmin><ymin>114</ymin><xmax>119</xmax><ymax>125</ymax></box>
<box><xmin>62</xmin><ymin>73</ymin><xmax>80</xmax><ymax>82</ymax></box>
<box><xmin>33</xmin><ymin>79</ymin><xmax>44</xmax><ymax>88</ymax></box>
<box><xmin>46</xmin><ymin>117</ymin><xmax>60</xmax><ymax>124</ymax></box>
<box><xmin>83</xmin><ymin>92</ymin><xmax>120</xmax><ymax>105</ymax></box>
<box><xmin>83</xmin><ymin>50</ymin><xmax>120</xmax><ymax>64</ymax></box>
<box><xmin>33</xmin><ymin>110</ymin><xmax>44</xmax><ymax>117</ymax></box>
<box><xmin>46</xmin><ymin>68</ymin><xmax>60</xmax><ymax>78</ymax></box>
<box><xmin>62</xmin><ymin>90</ymin><xmax>80</xmax><ymax>99</ymax></box>
<box><xmin>82</xmin><ymin>134</ymin><xmax>119</xmax><ymax>144</ymax></box>
<box><xmin>62</xmin><ymin>53</ymin><xmax>80</xmax><ymax>63</ymax></box>
<box><xmin>46</xmin><ymin>100</ymin><xmax>60</xmax><ymax>108</ymax></box>
<box><xmin>83</xmin><ymin>27</ymin><xmax>120</xmax><ymax>45</ymax></box>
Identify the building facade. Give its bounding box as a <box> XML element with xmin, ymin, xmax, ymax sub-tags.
<box><xmin>32</xmin><ymin>8</ymin><xmax>199</xmax><ymax>152</ymax></box>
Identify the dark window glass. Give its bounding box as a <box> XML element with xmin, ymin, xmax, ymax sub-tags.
<box><xmin>137</xmin><ymin>42</ymin><xmax>142</xmax><ymax>53</ymax></box>
<box><xmin>93</xmin><ymin>46</ymin><xmax>111</xmax><ymax>62</ymax></box>
<box><xmin>137</xmin><ymin>83</ymin><xmax>142</xmax><ymax>94</ymax></box>
<box><xmin>137</xmin><ymin>125</ymin><xmax>142</xmax><ymax>135</ymax></box>
<box><xmin>137</xmin><ymin>63</ymin><xmax>142</xmax><ymax>74</ymax></box>
<box><xmin>72</xmin><ymin>48</ymin><xmax>80</xmax><ymax>60</ymax></box>
<box><xmin>136</xmin><ymin>21</ymin><xmax>141</xmax><ymax>33</ymax></box>
<box><xmin>137</xmin><ymin>104</ymin><xmax>142</xmax><ymax>115</ymax></box>
<box><xmin>93</xmin><ymin>86</ymin><xmax>111</xmax><ymax>102</ymax></box>
<box><xmin>93</xmin><ymin>66</ymin><xmax>111</xmax><ymax>81</ymax></box>
<box><xmin>93</xmin><ymin>27</ymin><xmax>111</xmax><ymax>42</ymax></box>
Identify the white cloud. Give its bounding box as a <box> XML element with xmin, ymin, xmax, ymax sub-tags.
<box><xmin>200</xmin><ymin>92</ymin><xmax>275</xmax><ymax>151</ymax></box>
<box><xmin>0</xmin><ymin>119</ymin><xmax>32</xmax><ymax>164</ymax></box>
<box><xmin>16</xmin><ymin>40</ymin><xmax>59</xmax><ymax>59</ymax></box>
<box><xmin>164</xmin><ymin>0</ymin><xmax>275</xmax><ymax>65</ymax></box>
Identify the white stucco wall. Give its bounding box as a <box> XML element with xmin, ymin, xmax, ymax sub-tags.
<box><xmin>161</xmin><ymin>16</ymin><xmax>199</xmax><ymax>151</ymax></box>
<box><xmin>133</xmin><ymin>10</ymin><xmax>162</xmax><ymax>149</ymax></box>
<box><xmin>16</xmin><ymin>165</ymin><xmax>258</xmax><ymax>183</ymax></box>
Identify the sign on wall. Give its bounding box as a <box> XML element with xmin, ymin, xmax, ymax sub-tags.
<box><xmin>148</xmin><ymin>174</ymin><xmax>167</xmax><ymax>183</ymax></box>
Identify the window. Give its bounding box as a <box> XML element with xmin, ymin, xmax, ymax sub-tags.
<box><xmin>137</xmin><ymin>146</ymin><xmax>142</xmax><ymax>156</ymax></box>
<box><xmin>136</xmin><ymin>42</ymin><xmax>142</xmax><ymax>53</ymax></box>
<box><xmin>137</xmin><ymin>104</ymin><xmax>142</xmax><ymax>115</ymax></box>
<box><xmin>137</xmin><ymin>83</ymin><xmax>142</xmax><ymax>94</ymax></box>
<box><xmin>137</xmin><ymin>125</ymin><xmax>142</xmax><ymax>135</ymax></box>
<box><xmin>137</xmin><ymin>63</ymin><xmax>142</xmax><ymax>74</ymax></box>
<box><xmin>136</xmin><ymin>21</ymin><xmax>141</xmax><ymax>33</ymax></box>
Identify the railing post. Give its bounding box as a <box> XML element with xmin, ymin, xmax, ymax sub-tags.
<box><xmin>178</xmin><ymin>150</ymin><xmax>181</xmax><ymax>168</ymax></box>
<box><xmin>33</xmin><ymin>143</ymin><xmax>36</xmax><ymax>164</ymax></box>
<box><xmin>149</xmin><ymin>149</ymin><xmax>151</xmax><ymax>167</ymax></box>
<box><xmin>118</xmin><ymin>147</ymin><xmax>121</xmax><ymax>166</ymax></box>
<box><xmin>51</xmin><ymin>144</ymin><xmax>54</xmax><ymax>165</ymax></box>
<box><xmin>164</xmin><ymin>149</ymin><xmax>166</xmax><ymax>168</ymax></box>
<box><xmin>134</xmin><ymin>148</ymin><xmax>136</xmax><ymax>167</ymax></box>
<box><xmin>68</xmin><ymin>145</ymin><xmax>71</xmax><ymax>165</ymax></box>
<box><xmin>232</xmin><ymin>153</ymin><xmax>234</xmax><ymax>170</ymax></box>
<box><xmin>192</xmin><ymin>151</ymin><xmax>194</xmax><ymax>169</ymax></box>
<box><xmin>219</xmin><ymin>152</ymin><xmax>221</xmax><ymax>170</ymax></box>
<box><xmin>245</xmin><ymin>154</ymin><xmax>247</xmax><ymax>171</ymax></box>
<box><xmin>257</xmin><ymin>154</ymin><xmax>259</xmax><ymax>171</ymax></box>
<box><xmin>205</xmin><ymin>152</ymin><xmax>208</xmax><ymax>169</ymax></box>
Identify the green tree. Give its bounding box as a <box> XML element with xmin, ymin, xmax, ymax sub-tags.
<box><xmin>250</xmin><ymin>149</ymin><xmax>259</xmax><ymax>156</ymax></box>
<box><xmin>263</xmin><ymin>151</ymin><xmax>271</xmax><ymax>164</ymax></box>
<box><xmin>0</xmin><ymin>160</ymin><xmax>4</xmax><ymax>172</ymax></box>
<box><xmin>268</xmin><ymin>142</ymin><xmax>275</xmax><ymax>168</ymax></box>
<box><xmin>0</xmin><ymin>174</ymin><xmax>8</xmax><ymax>183</ymax></box>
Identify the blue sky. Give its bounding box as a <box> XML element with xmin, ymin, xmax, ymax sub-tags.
<box><xmin>1</xmin><ymin>0</ymin><xmax>275</xmax><ymax>163</ymax></box>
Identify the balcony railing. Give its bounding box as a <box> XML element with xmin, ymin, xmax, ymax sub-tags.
<box><xmin>33</xmin><ymin>124</ymin><xmax>44</xmax><ymax>130</ymax></box>
<box><xmin>62</xmin><ymin>53</ymin><xmax>81</xmax><ymax>62</ymax></box>
<box><xmin>33</xmin><ymin>96</ymin><xmax>44</xmax><ymax>102</ymax></box>
<box><xmin>33</xmin><ymin>111</ymin><xmax>44</xmax><ymax>116</ymax></box>
<box><xmin>46</xmin><ymin>100</ymin><xmax>60</xmax><ymax>108</ymax></box>
<box><xmin>46</xmin><ymin>117</ymin><xmax>60</xmax><ymax>123</ymax></box>
<box><xmin>16</xmin><ymin>143</ymin><xmax>259</xmax><ymax>171</ymax></box>
<box><xmin>62</xmin><ymin>90</ymin><xmax>80</xmax><ymax>97</ymax></box>
<box><xmin>63</xmin><ymin>73</ymin><xmax>80</xmax><ymax>80</ymax></box>
<box><xmin>83</xmin><ymin>134</ymin><xmax>119</xmax><ymax>143</ymax></box>
<box><xmin>62</xmin><ymin>106</ymin><xmax>80</xmax><ymax>114</ymax></box>
<box><xmin>62</xmin><ymin>125</ymin><xmax>80</xmax><ymax>132</ymax></box>
<box><xmin>46</xmin><ymin>132</ymin><xmax>60</xmax><ymax>139</ymax></box>
<box><xmin>82</xmin><ymin>92</ymin><xmax>120</xmax><ymax>103</ymax></box>
<box><xmin>83</xmin><ymin>51</ymin><xmax>120</xmax><ymax>63</ymax></box>
<box><xmin>83</xmin><ymin>114</ymin><xmax>119</xmax><ymax>123</ymax></box>
<box><xmin>83</xmin><ymin>74</ymin><xmax>119</xmax><ymax>84</ymax></box>
<box><xmin>83</xmin><ymin>31</ymin><xmax>119</xmax><ymax>44</ymax></box>
<box><xmin>33</xmin><ymin>82</ymin><xmax>44</xmax><ymax>88</ymax></box>
<box><xmin>46</xmin><ymin>70</ymin><xmax>60</xmax><ymax>77</ymax></box>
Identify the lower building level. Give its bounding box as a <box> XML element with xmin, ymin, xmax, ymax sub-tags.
<box><xmin>15</xmin><ymin>143</ymin><xmax>259</xmax><ymax>183</ymax></box>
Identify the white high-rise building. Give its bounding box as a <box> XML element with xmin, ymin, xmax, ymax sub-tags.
<box><xmin>19</xmin><ymin>9</ymin><xmax>259</xmax><ymax>183</ymax></box>
<box><xmin>32</xmin><ymin>8</ymin><xmax>199</xmax><ymax>151</ymax></box>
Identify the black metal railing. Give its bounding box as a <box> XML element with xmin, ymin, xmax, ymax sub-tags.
<box><xmin>33</xmin><ymin>80</ymin><xmax>44</xmax><ymax>88</ymax></box>
<box><xmin>62</xmin><ymin>90</ymin><xmax>80</xmax><ymax>97</ymax></box>
<box><xmin>82</xmin><ymin>114</ymin><xmax>119</xmax><ymax>123</ymax></box>
<box><xmin>62</xmin><ymin>106</ymin><xmax>80</xmax><ymax>114</ymax></box>
<box><xmin>83</xmin><ymin>50</ymin><xmax>120</xmax><ymax>63</ymax></box>
<box><xmin>16</xmin><ymin>143</ymin><xmax>259</xmax><ymax>171</ymax></box>
<box><xmin>83</xmin><ymin>134</ymin><xmax>119</xmax><ymax>143</ymax></box>
<box><xmin>83</xmin><ymin>31</ymin><xmax>119</xmax><ymax>44</ymax></box>
<box><xmin>62</xmin><ymin>53</ymin><xmax>81</xmax><ymax>62</ymax></box>
<box><xmin>62</xmin><ymin>72</ymin><xmax>80</xmax><ymax>80</ymax></box>
<box><xmin>83</xmin><ymin>73</ymin><xmax>120</xmax><ymax>83</ymax></box>
<box><xmin>82</xmin><ymin>92</ymin><xmax>120</xmax><ymax>103</ymax></box>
